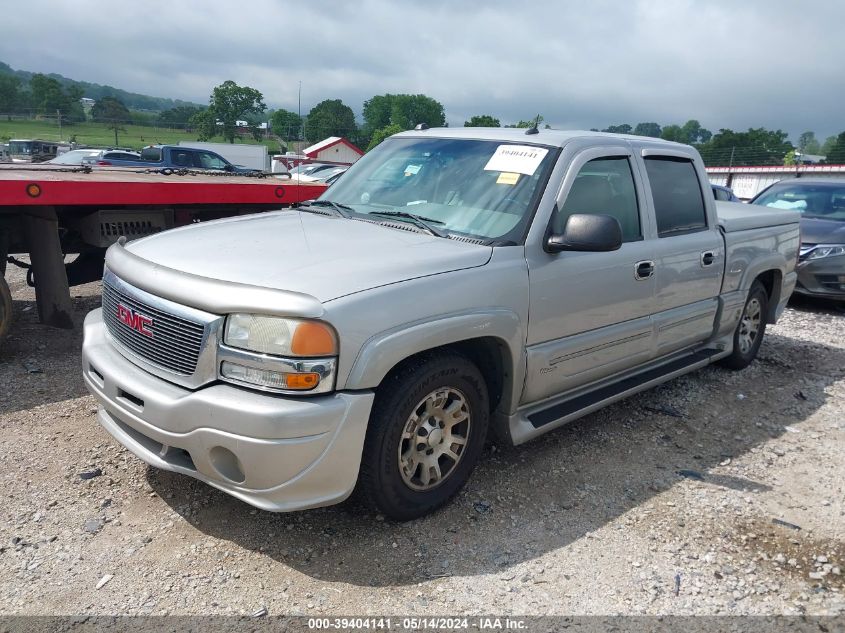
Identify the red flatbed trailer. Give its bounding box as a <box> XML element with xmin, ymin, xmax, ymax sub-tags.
<box><xmin>0</xmin><ymin>165</ymin><xmax>326</xmax><ymax>336</ymax></box>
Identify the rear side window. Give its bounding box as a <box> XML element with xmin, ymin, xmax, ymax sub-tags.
<box><xmin>645</xmin><ymin>157</ymin><xmax>707</xmax><ymax>236</ymax></box>
<box><xmin>554</xmin><ymin>157</ymin><xmax>641</xmax><ymax>242</ymax></box>
<box><xmin>141</xmin><ymin>147</ymin><xmax>163</xmax><ymax>162</ymax></box>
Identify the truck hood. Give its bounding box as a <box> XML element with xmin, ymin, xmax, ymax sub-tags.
<box><xmin>125</xmin><ymin>210</ymin><xmax>492</xmax><ymax>302</ymax></box>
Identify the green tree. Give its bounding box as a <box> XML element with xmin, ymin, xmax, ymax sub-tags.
<box><xmin>305</xmin><ymin>99</ymin><xmax>356</xmax><ymax>143</ymax></box>
<box><xmin>28</xmin><ymin>74</ymin><xmax>85</xmax><ymax>122</ymax></box>
<box><xmin>697</xmin><ymin>128</ymin><xmax>793</xmax><ymax>166</ymax></box>
<box><xmin>157</xmin><ymin>105</ymin><xmax>203</xmax><ymax>130</ymax></box>
<box><xmin>91</xmin><ymin>96</ymin><xmax>132</xmax><ymax>145</ymax></box>
<box><xmin>797</xmin><ymin>131</ymin><xmax>821</xmax><ymax>154</ymax></box>
<box><xmin>464</xmin><ymin>115</ymin><xmax>500</xmax><ymax>127</ymax></box>
<box><xmin>189</xmin><ymin>109</ymin><xmax>217</xmax><ymax>141</ymax></box>
<box><xmin>602</xmin><ymin>123</ymin><xmax>632</xmax><ymax>134</ymax></box>
<box><xmin>507</xmin><ymin>115</ymin><xmax>544</xmax><ymax>128</ymax></box>
<box><xmin>362</xmin><ymin>93</ymin><xmax>446</xmax><ymax>137</ymax></box>
<box><xmin>633</xmin><ymin>122</ymin><xmax>661</xmax><ymax>137</ymax></box>
<box><xmin>200</xmin><ymin>80</ymin><xmax>266</xmax><ymax>143</ymax></box>
<box><xmin>270</xmin><ymin>108</ymin><xmax>303</xmax><ymax>140</ymax></box>
<box><xmin>366</xmin><ymin>123</ymin><xmax>404</xmax><ymax>151</ymax></box>
<box><xmin>783</xmin><ymin>149</ymin><xmax>797</xmax><ymax>166</ymax></box>
<box><xmin>661</xmin><ymin>120</ymin><xmax>712</xmax><ymax>144</ymax></box>
<box><xmin>91</xmin><ymin>96</ymin><xmax>131</xmax><ymax>123</ymax></box>
<box><xmin>821</xmin><ymin>135</ymin><xmax>838</xmax><ymax>157</ymax></box>
<box><xmin>91</xmin><ymin>97</ymin><xmax>131</xmax><ymax>145</ymax></box>
<box><xmin>824</xmin><ymin>132</ymin><xmax>845</xmax><ymax>164</ymax></box>
<box><xmin>680</xmin><ymin>119</ymin><xmax>712</xmax><ymax>144</ymax></box>
<box><xmin>0</xmin><ymin>74</ymin><xmax>22</xmax><ymax>115</ymax></box>
<box><xmin>660</xmin><ymin>124</ymin><xmax>684</xmax><ymax>142</ymax></box>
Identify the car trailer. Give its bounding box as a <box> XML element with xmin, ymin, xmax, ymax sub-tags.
<box><xmin>0</xmin><ymin>165</ymin><xmax>326</xmax><ymax>338</ymax></box>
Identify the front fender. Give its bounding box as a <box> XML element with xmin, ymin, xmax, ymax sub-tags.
<box><xmin>343</xmin><ymin>309</ymin><xmax>525</xmax><ymax>410</ymax></box>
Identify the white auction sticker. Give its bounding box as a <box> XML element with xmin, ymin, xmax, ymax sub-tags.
<box><xmin>484</xmin><ymin>145</ymin><xmax>549</xmax><ymax>176</ymax></box>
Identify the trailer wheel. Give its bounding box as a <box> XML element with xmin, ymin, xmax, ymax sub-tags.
<box><xmin>0</xmin><ymin>276</ymin><xmax>11</xmax><ymax>340</ymax></box>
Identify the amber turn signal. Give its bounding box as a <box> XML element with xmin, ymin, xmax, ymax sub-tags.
<box><xmin>26</xmin><ymin>183</ymin><xmax>42</xmax><ymax>198</ymax></box>
<box><xmin>285</xmin><ymin>373</ymin><xmax>321</xmax><ymax>390</ymax></box>
<box><xmin>290</xmin><ymin>322</ymin><xmax>337</xmax><ymax>356</ymax></box>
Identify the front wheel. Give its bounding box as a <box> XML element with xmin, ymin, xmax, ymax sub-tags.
<box><xmin>719</xmin><ymin>280</ymin><xmax>768</xmax><ymax>370</ymax></box>
<box><xmin>357</xmin><ymin>352</ymin><xmax>489</xmax><ymax>521</ymax></box>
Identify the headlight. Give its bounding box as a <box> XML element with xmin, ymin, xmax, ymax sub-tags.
<box><xmin>220</xmin><ymin>314</ymin><xmax>338</xmax><ymax>394</ymax></box>
<box><xmin>806</xmin><ymin>245</ymin><xmax>845</xmax><ymax>260</ymax></box>
<box><xmin>224</xmin><ymin>314</ymin><xmax>337</xmax><ymax>356</ymax></box>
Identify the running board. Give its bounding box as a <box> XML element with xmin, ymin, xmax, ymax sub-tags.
<box><xmin>507</xmin><ymin>349</ymin><xmax>723</xmax><ymax>446</ymax></box>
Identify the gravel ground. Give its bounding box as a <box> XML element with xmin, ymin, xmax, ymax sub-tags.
<box><xmin>1</xmin><ymin>262</ymin><xmax>843</xmax><ymax>617</ymax></box>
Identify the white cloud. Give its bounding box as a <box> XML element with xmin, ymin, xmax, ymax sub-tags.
<box><xmin>2</xmin><ymin>0</ymin><xmax>843</xmax><ymax>139</ymax></box>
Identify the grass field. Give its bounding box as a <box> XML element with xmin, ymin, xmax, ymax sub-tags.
<box><xmin>0</xmin><ymin>119</ymin><xmax>284</xmax><ymax>151</ymax></box>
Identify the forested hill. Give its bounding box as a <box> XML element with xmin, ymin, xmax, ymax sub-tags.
<box><xmin>0</xmin><ymin>61</ymin><xmax>203</xmax><ymax>112</ymax></box>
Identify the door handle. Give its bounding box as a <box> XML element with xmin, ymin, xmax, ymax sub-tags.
<box><xmin>635</xmin><ymin>260</ymin><xmax>655</xmax><ymax>280</ymax></box>
<box><xmin>701</xmin><ymin>251</ymin><xmax>716</xmax><ymax>267</ymax></box>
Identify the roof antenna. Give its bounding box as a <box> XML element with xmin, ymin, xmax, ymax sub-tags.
<box><xmin>414</xmin><ymin>123</ymin><xmax>429</xmax><ymax>130</ymax></box>
<box><xmin>524</xmin><ymin>114</ymin><xmax>541</xmax><ymax>135</ymax></box>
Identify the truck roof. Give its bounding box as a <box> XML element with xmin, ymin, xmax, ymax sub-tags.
<box><xmin>392</xmin><ymin>127</ymin><xmax>690</xmax><ymax>149</ymax></box>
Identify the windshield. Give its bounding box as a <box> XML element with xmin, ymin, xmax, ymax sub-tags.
<box><xmin>322</xmin><ymin>137</ymin><xmax>557</xmax><ymax>242</ymax></box>
<box><xmin>753</xmin><ymin>182</ymin><xmax>845</xmax><ymax>221</ymax></box>
<box><xmin>9</xmin><ymin>141</ymin><xmax>32</xmax><ymax>156</ymax></box>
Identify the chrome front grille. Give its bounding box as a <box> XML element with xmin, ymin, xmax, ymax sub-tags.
<box><xmin>103</xmin><ymin>280</ymin><xmax>204</xmax><ymax>374</ymax></box>
<box><xmin>101</xmin><ymin>270</ymin><xmax>223</xmax><ymax>388</ymax></box>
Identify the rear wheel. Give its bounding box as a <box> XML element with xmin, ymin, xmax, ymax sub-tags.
<box><xmin>357</xmin><ymin>352</ymin><xmax>489</xmax><ymax>521</ymax></box>
<box><xmin>719</xmin><ymin>280</ymin><xmax>768</xmax><ymax>370</ymax></box>
<box><xmin>0</xmin><ymin>276</ymin><xmax>11</xmax><ymax>341</ymax></box>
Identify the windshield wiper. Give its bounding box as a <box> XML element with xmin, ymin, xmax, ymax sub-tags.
<box><xmin>367</xmin><ymin>210</ymin><xmax>448</xmax><ymax>238</ymax></box>
<box><xmin>296</xmin><ymin>199</ymin><xmax>354</xmax><ymax>218</ymax></box>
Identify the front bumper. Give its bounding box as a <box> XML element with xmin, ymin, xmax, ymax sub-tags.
<box><xmin>82</xmin><ymin>309</ymin><xmax>375</xmax><ymax>512</ymax></box>
<box><xmin>794</xmin><ymin>256</ymin><xmax>845</xmax><ymax>300</ymax></box>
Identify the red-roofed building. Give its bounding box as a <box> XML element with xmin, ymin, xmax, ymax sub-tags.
<box><xmin>303</xmin><ymin>137</ymin><xmax>364</xmax><ymax>165</ymax></box>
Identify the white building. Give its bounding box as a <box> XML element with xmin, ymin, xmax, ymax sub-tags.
<box><xmin>302</xmin><ymin>137</ymin><xmax>364</xmax><ymax>165</ymax></box>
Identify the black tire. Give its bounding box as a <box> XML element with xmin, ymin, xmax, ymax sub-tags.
<box><xmin>0</xmin><ymin>276</ymin><xmax>11</xmax><ymax>341</ymax></box>
<box><xmin>357</xmin><ymin>352</ymin><xmax>489</xmax><ymax>521</ymax></box>
<box><xmin>719</xmin><ymin>280</ymin><xmax>768</xmax><ymax>370</ymax></box>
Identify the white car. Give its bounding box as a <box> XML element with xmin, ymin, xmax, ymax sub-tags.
<box><xmin>46</xmin><ymin>149</ymin><xmax>103</xmax><ymax>165</ymax></box>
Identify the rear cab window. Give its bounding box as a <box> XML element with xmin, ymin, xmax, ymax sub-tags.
<box><xmin>141</xmin><ymin>147</ymin><xmax>163</xmax><ymax>162</ymax></box>
<box><xmin>644</xmin><ymin>157</ymin><xmax>708</xmax><ymax>237</ymax></box>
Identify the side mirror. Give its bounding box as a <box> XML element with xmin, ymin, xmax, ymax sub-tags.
<box><xmin>545</xmin><ymin>213</ymin><xmax>623</xmax><ymax>253</ymax></box>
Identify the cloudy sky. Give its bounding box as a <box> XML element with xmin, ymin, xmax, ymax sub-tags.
<box><xmin>2</xmin><ymin>0</ymin><xmax>843</xmax><ymax>140</ymax></box>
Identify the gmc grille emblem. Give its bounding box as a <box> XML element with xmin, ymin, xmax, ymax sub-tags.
<box><xmin>117</xmin><ymin>303</ymin><xmax>153</xmax><ymax>338</ymax></box>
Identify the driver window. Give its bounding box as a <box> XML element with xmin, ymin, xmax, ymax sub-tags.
<box><xmin>553</xmin><ymin>156</ymin><xmax>641</xmax><ymax>242</ymax></box>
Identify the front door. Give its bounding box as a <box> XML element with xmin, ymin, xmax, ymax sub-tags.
<box><xmin>524</xmin><ymin>147</ymin><xmax>656</xmax><ymax>405</ymax></box>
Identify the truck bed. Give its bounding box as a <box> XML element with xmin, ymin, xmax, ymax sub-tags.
<box><xmin>716</xmin><ymin>200</ymin><xmax>800</xmax><ymax>232</ymax></box>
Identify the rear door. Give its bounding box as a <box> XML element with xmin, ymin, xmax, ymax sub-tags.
<box><xmin>639</xmin><ymin>152</ymin><xmax>724</xmax><ymax>356</ymax></box>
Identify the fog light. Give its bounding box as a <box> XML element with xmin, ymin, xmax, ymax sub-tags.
<box><xmin>220</xmin><ymin>361</ymin><xmax>320</xmax><ymax>391</ymax></box>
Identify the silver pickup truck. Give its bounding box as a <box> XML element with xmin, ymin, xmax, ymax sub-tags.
<box><xmin>82</xmin><ymin>128</ymin><xmax>800</xmax><ymax>520</ymax></box>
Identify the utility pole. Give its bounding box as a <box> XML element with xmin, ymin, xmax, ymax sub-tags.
<box><xmin>57</xmin><ymin>110</ymin><xmax>62</xmax><ymax>141</ymax></box>
<box><xmin>298</xmin><ymin>81</ymin><xmax>302</xmax><ymax>142</ymax></box>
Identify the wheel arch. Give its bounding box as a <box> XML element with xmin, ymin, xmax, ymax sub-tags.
<box><xmin>752</xmin><ymin>268</ymin><xmax>783</xmax><ymax>323</ymax></box>
<box><xmin>342</xmin><ymin>310</ymin><xmax>525</xmax><ymax>417</ymax></box>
